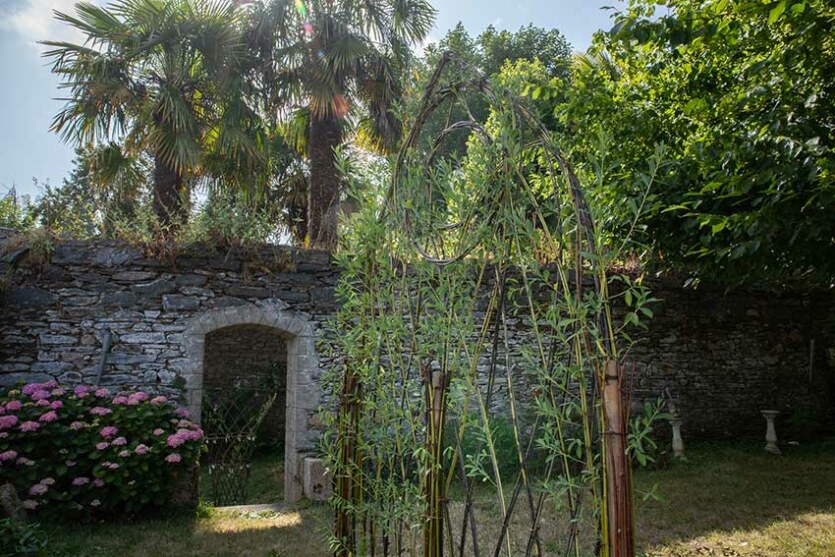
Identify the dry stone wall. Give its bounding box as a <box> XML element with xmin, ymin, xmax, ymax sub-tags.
<box><xmin>1</xmin><ymin>237</ymin><xmax>336</xmax><ymax>501</ymax></box>
<box><xmin>2</xmin><ymin>237</ymin><xmax>833</xmax><ymax>455</ymax></box>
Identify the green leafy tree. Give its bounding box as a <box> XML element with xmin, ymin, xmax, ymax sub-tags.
<box><xmin>413</xmin><ymin>22</ymin><xmax>572</xmax><ymax>160</ymax></box>
<box><xmin>32</xmin><ymin>146</ymin><xmax>149</xmax><ymax>236</ymax></box>
<box><xmin>245</xmin><ymin>0</ymin><xmax>435</xmax><ymax>249</ymax></box>
<box><xmin>554</xmin><ymin>0</ymin><xmax>835</xmax><ymax>283</ymax></box>
<box><xmin>44</xmin><ymin>0</ymin><xmax>268</xmax><ymax>228</ymax></box>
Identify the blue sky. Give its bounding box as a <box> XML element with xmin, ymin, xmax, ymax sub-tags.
<box><xmin>0</xmin><ymin>0</ymin><xmax>623</xmax><ymax>199</ymax></box>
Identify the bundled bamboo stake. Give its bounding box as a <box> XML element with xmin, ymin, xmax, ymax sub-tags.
<box><xmin>601</xmin><ymin>360</ymin><xmax>634</xmax><ymax>557</ymax></box>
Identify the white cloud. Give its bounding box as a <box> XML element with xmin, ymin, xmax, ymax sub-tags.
<box><xmin>1</xmin><ymin>0</ymin><xmax>100</xmax><ymax>47</ymax></box>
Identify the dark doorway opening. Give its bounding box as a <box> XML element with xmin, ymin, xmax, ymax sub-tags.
<box><xmin>199</xmin><ymin>324</ymin><xmax>287</xmax><ymax>506</ymax></box>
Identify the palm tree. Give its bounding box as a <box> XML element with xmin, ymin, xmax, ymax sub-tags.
<box><xmin>44</xmin><ymin>0</ymin><xmax>267</xmax><ymax>227</ymax></box>
<box><xmin>246</xmin><ymin>0</ymin><xmax>435</xmax><ymax>249</ymax></box>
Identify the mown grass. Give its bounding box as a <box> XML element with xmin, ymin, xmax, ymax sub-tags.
<box><xmin>43</xmin><ymin>441</ymin><xmax>835</xmax><ymax>557</ymax></box>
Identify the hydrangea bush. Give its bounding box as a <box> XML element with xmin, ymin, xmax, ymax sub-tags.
<box><xmin>0</xmin><ymin>381</ymin><xmax>204</xmax><ymax>519</ymax></box>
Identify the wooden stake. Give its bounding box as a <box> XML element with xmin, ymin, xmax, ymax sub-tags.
<box><xmin>602</xmin><ymin>360</ymin><xmax>635</xmax><ymax>557</ymax></box>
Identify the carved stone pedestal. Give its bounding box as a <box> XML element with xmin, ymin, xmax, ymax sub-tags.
<box><xmin>761</xmin><ymin>410</ymin><xmax>781</xmax><ymax>455</ymax></box>
<box><xmin>669</xmin><ymin>415</ymin><xmax>685</xmax><ymax>459</ymax></box>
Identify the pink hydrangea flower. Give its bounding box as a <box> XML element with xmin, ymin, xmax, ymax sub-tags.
<box><xmin>167</xmin><ymin>429</ymin><xmax>200</xmax><ymax>448</ymax></box>
<box><xmin>70</xmin><ymin>421</ymin><xmax>84</xmax><ymax>430</ymax></box>
<box><xmin>44</xmin><ymin>380</ymin><xmax>58</xmax><ymax>389</ymax></box>
<box><xmin>150</xmin><ymin>396</ymin><xmax>167</xmax><ymax>405</ymax></box>
<box><xmin>102</xmin><ymin>462</ymin><xmax>119</xmax><ymax>470</ymax></box>
<box><xmin>39</xmin><ymin>411</ymin><xmax>58</xmax><ymax>423</ymax></box>
<box><xmin>36</xmin><ymin>399</ymin><xmax>50</xmax><ymax>407</ymax></box>
<box><xmin>127</xmin><ymin>392</ymin><xmax>149</xmax><ymax>405</ymax></box>
<box><xmin>111</xmin><ymin>396</ymin><xmax>129</xmax><ymax>405</ymax></box>
<box><xmin>51</xmin><ymin>388</ymin><xmax>65</xmax><ymax>397</ymax></box>
<box><xmin>5</xmin><ymin>400</ymin><xmax>22</xmax><ymax>412</ymax></box>
<box><xmin>93</xmin><ymin>479</ymin><xmax>104</xmax><ymax>487</ymax></box>
<box><xmin>95</xmin><ymin>442</ymin><xmax>109</xmax><ymax>451</ymax></box>
<box><xmin>30</xmin><ymin>390</ymin><xmax>50</xmax><ymax>401</ymax></box>
<box><xmin>94</xmin><ymin>388</ymin><xmax>109</xmax><ymax>397</ymax></box>
<box><xmin>0</xmin><ymin>415</ymin><xmax>18</xmax><ymax>430</ymax></box>
<box><xmin>22</xmin><ymin>500</ymin><xmax>38</xmax><ymax>510</ymax></box>
<box><xmin>165</xmin><ymin>453</ymin><xmax>182</xmax><ymax>464</ymax></box>
<box><xmin>0</xmin><ymin>450</ymin><xmax>18</xmax><ymax>462</ymax></box>
<box><xmin>153</xmin><ymin>428</ymin><xmax>165</xmax><ymax>436</ymax></box>
<box><xmin>40</xmin><ymin>477</ymin><xmax>55</xmax><ymax>486</ymax></box>
<box><xmin>118</xmin><ymin>450</ymin><xmax>130</xmax><ymax>458</ymax></box>
<box><xmin>175</xmin><ymin>407</ymin><xmax>191</xmax><ymax>418</ymax></box>
<box><xmin>135</xmin><ymin>444</ymin><xmax>150</xmax><ymax>455</ymax></box>
<box><xmin>22</xmin><ymin>384</ymin><xmax>39</xmax><ymax>396</ymax></box>
<box><xmin>50</xmin><ymin>400</ymin><xmax>63</xmax><ymax>410</ymax></box>
<box><xmin>29</xmin><ymin>483</ymin><xmax>48</xmax><ymax>496</ymax></box>
<box><xmin>73</xmin><ymin>385</ymin><xmax>90</xmax><ymax>397</ymax></box>
<box><xmin>16</xmin><ymin>457</ymin><xmax>34</xmax><ymax>466</ymax></box>
<box><xmin>20</xmin><ymin>421</ymin><xmax>40</xmax><ymax>432</ymax></box>
<box><xmin>100</xmin><ymin>426</ymin><xmax>118</xmax><ymax>438</ymax></box>
<box><xmin>90</xmin><ymin>406</ymin><xmax>112</xmax><ymax>416</ymax></box>
<box><xmin>111</xmin><ymin>437</ymin><xmax>127</xmax><ymax>446</ymax></box>
<box><xmin>72</xmin><ymin>477</ymin><xmax>90</xmax><ymax>486</ymax></box>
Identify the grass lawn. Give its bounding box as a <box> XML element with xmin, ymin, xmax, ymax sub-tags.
<box><xmin>43</xmin><ymin>441</ymin><xmax>835</xmax><ymax>557</ymax></box>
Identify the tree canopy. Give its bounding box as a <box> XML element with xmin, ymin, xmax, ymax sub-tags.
<box><xmin>551</xmin><ymin>0</ymin><xmax>834</xmax><ymax>284</ymax></box>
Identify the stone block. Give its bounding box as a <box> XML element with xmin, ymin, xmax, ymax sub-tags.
<box><xmin>30</xmin><ymin>362</ymin><xmax>74</xmax><ymax>373</ymax></box>
<box><xmin>102</xmin><ymin>291</ymin><xmax>137</xmax><ymax>308</ymax></box>
<box><xmin>4</xmin><ymin>288</ymin><xmax>56</xmax><ymax>309</ymax></box>
<box><xmin>51</xmin><ymin>244</ymin><xmax>89</xmax><ymax>265</ymax></box>
<box><xmin>119</xmin><ymin>332</ymin><xmax>166</xmax><ymax>344</ymax></box>
<box><xmin>163</xmin><ymin>295</ymin><xmax>201</xmax><ymax>311</ymax></box>
<box><xmin>226</xmin><ymin>284</ymin><xmax>269</xmax><ymax>298</ymax></box>
<box><xmin>276</xmin><ymin>290</ymin><xmax>309</xmax><ymax>304</ymax></box>
<box><xmin>176</xmin><ymin>273</ymin><xmax>209</xmax><ymax>287</ymax></box>
<box><xmin>108</xmin><ymin>353</ymin><xmax>157</xmax><ymax>365</ymax></box>
<box><xmin>0</xmin><ymin>373</ymin><xmax>52</xmax><ymax>387</ymax></box>
<box><xmin>303</xmin><ymin>457</ymin><xmax>332</xmax><ymax>501</ymax></box>
<box><xmin>39</xmin><ymin>334</ymin><xmax>76</xmax><ymax>345</ymax></box>
<box><xmin>93</xmin><ymin>246</ymin><xmax>137</xmax><ymax>266</ymax></box>
<box><xmin>180</xmin><ymin>286</ymin><xmax>213</xmax><ymax>297</ymax></box>
<box><xmin>112</xmin><ymin>271</ymin><xmax>157</xmax><ymax>282</ymax></box>
<box><xmin>133</xmin><ymin>279</ymin><xmax>177</xmax><ymax>297</ymax></box>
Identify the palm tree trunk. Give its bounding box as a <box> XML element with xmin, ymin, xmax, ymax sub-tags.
<box><xmin>308</xmin><ymin>113</ymin><xmax>343</xmax><ymax>250</ymax></box>
<box><xmin>152</xmin><ymin>156</ymin><xmax>188</xmax><ymax>227</ymax></box>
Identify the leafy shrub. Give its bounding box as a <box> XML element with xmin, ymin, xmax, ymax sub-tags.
<box><xmin>447</xmin><ymin>414</ymin><xmax>533</xmax><ymax>482</ymax></box>
<box><xmin>0</xmin><ymin>382</ymin><xmax>204</xmax><ymax>520</ymax></box>
<box><xmin>0</xmin><ymin>519</ymin><xmax>61</xmax><ymax>557</ymax></box>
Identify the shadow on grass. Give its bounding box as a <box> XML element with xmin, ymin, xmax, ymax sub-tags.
<box><xmin>634</xmin><ymin>438</ymin><xmax>835</xmax><ymax>556</ymax></box>
<box><xmin>47</xmin><ymin>505</ymin><xmax>331</xmax><ymax>557</ymax></box>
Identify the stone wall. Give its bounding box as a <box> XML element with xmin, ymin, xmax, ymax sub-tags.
<box><xmin>0</xmin><ymin>238</ymin><xmax>336</xmax><ymax>502</ymax></box>
<box><xmin>622</xmin><ymin>280</ymin><xmax>835</xmax><ymax>439</ymax></box>
<box><xmin>2</xmin><ymin>236</ymin><xmax>834</xmax><ymax>459</ymax></box>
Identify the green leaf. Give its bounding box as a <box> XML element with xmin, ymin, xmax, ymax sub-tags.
<box><xmin>768</xmin><ymin>1</ymin><xmax>787</xmax><ymax>25</ymax></box>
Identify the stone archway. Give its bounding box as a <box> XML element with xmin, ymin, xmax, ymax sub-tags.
<box><xmin>181</xmin><ymin>300</ymin><xmax>318</xmax><ymax>502</ymax></box>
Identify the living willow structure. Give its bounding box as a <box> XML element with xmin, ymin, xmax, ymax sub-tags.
<box><xmin>323</xmin><ymin>54</ymin><xmax>658</xmax><ymax>557</ymax></box>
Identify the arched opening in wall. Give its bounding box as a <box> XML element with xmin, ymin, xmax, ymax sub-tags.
<box><xmin>199</xmin><ymin>324</ymin><xmax>288</xmax><ymax>506</ymax></box>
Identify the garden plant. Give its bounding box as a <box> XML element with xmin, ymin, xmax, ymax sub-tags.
<box><xmin>0</xmin><ymin>381</ymin><xmax>204</xmax><ymax>520</ymax></box>
<box><xmin>323</xmin><ymin>54</ymin><xmax>664</xmax><ymax>557</ymax></box>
